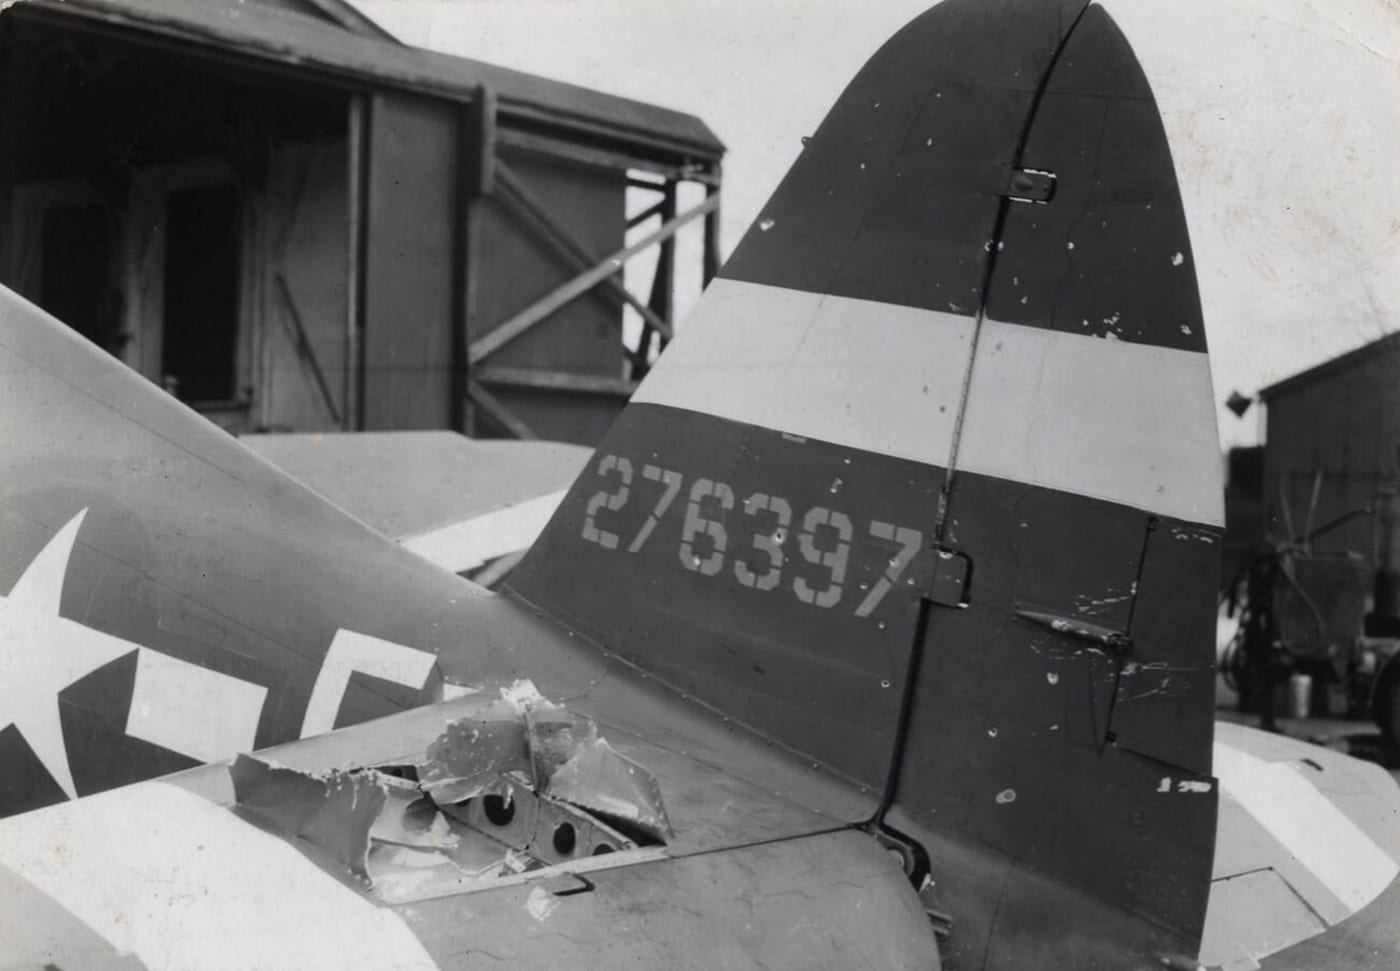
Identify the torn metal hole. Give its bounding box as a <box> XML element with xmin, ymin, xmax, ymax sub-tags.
<box><xmin>230</xmin><ymin>679</ymin><xmax>672</xmax><ymax>904</ymax></box>
<box><xmin>482</xmin><ymin>794</ymin><xmax>515</xmax><ymax>826</ymax></box>
<box><xmin>553</xmin><ymin>821</ymin><xmax>577</xmax><ymax>856</ymax></box>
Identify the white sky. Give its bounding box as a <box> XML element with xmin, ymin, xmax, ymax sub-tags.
<box><xmin>357</xmin><ymin>0</ymin><xmax>1400</xmax><ymax>449</ymax></box>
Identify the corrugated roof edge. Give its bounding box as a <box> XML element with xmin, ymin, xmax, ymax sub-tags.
<box><xmin>14</xmin><ymin>0</ymin><xmax>724</xmax><ymax>163</ymax></box>
<box><xmin>1260</xmin><ymin>330</ymin><xmax>1400</xmax><ymax>401</ymax></box>
<box><xmin>300</xmin><ymin>0</ymin><xmax>399</xmax><ymax>43</ymax></box>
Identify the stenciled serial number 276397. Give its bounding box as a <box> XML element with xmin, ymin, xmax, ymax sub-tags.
<box><xmin>578</xmin><ymin>453</ymin><xmax>926</xmax><ymax>618</ymax></box>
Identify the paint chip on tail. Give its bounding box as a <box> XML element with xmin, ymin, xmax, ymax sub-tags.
<box><xmin>526</xmin><ymin>885</ymin><xmax>559</xmax><ymax>922</ymax></box>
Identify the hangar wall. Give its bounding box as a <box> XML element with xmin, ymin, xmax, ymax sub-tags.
<box><xmin>0</xmin><ymin>0</ymin><xmax>722</xmax><ymax>445</ymax></box>
<box><xmin>1258</xmin><ymin>334</ymin><xmax>1400</xmax><ymax>556</ymax></box>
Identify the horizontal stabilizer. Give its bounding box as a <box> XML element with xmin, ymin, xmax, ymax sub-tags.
<box><xmin>0</xmin><ymin>681</ymin><xmax>937</xmax><ymax>968</ymax></box>
<box><xmin>243</xmin><ymin>432</ymin><xmax>589</xmax><ymax>574</ymax></box>
<box><xmin>0</xmin><ymin>286</ymin><xmax>588</xmax><ymax>815</ymax></box>
<box><xmin>1202</xmin><ymin>723</ymin><xmax>1400</xmax><ymax>970</ymax></box>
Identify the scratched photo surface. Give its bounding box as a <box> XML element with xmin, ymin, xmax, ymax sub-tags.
<box><xmin>0</xmin><ymin>1</ymin><xmax>1398</xmax><ymax>969</ymax></box>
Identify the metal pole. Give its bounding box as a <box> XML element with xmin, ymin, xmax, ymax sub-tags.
<box><xmin>344</xmin><ymin>93</ymin><xmax>370</xmax><ymax>431</ymax></box>
<box><xmin>702</xmin><ymin>164</ymin><xmax>722</xmax><ymax>286</ymax></box>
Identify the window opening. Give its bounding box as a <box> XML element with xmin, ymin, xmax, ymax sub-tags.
<box><xmin>161</xmin><ymin>183</ymin><xmax>241</xmax><ymax>403</ymax></box>
<box><xmin>39</xmin><ymin>202</ymin><xmax>118</xmax><ymax>353</ymax></box>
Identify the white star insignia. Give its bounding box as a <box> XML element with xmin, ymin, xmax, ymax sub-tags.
<box><xmin>0</xmin><ymin>510</ymin><xmax>141</xmax><ymax>798</ymax></box>
<box><xmin>0</xmin><ymin>511</ymin><xmax>436</xmax><ymax>805</ymax></box>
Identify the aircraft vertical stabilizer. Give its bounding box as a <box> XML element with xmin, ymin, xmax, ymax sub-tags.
<box><xmin>512</xmin><ymin>1</ymin><xmax>1223</xmax><ymax>966</ymax></box>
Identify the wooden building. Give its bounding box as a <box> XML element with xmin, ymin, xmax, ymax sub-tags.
<box><xmin>0</xmin><ymin>0</ymin><xmax>723</xmax><ymax>444</ymax></box>
<box><xmin>1256</xmin><ymin>333</ymin><xmax>1400</xmax><ymax>555</ymax></box>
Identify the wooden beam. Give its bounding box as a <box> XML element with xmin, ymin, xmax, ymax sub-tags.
<box><xmin>495</xmin><ymin>128</ymin><xmax>720</xmax><ymax>185</ymax></box>
<box><xmin>274</xmin><ymin>274</ymin><xmax>341</xmax><ymax>425</ymax></box>
<box><xmin>626</xmin><ymin>199</ymin><xmax>667</xmax><ymax>229</ymax></box>
<box><xmin>634</xmin><ymin>180</ymin><xmax>677</xmax><ymax>375</ymax></box>
<box><xmin>476</xmin><ymin>365</ymin><xmax>637</xmax><ymax>397</ymax></box>
<box><xmin>465</xmin><ymin>85</ymin><xmax>496</xmax><ymax>197</ymax></box>
<box><xmin>468</xmin><ymin>191</ymin><xmax>718</xmax><ymax>366</ymax></box>
<box><xmin>345</xmin><ymin>93</ymin><xmax>370</xmax><ymax>430</ymax></box>
<box><xmin>494</xmin><ymin>163</ymin><xmax>671</xmax><ymax>341</ymax></box>
<box><xmin>466</xmin><ymin>379</ymin><xmax>537</xmax><ymax>439</ymax></box>
<box><xmin>457</xmin><ymin>86</ymin><xmax>495</xmax><ymax>434</ymax></box>
<box><xmin>627</xmin><ymin>176</ymin><xmax>669</xmax><ymax>192</ymax></box>
<box><xmin>703</xmin><ymin>174</ymin><xmax>722</xmax><ymax>285</ymax></box>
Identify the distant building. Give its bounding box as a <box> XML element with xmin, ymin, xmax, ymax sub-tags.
<box><xmin>0</xmin><ymin>0</ymin><xmax>723</xmax><ymax>444</ymax></box>
<box><xmin>1223</xmin><ymin>444</ymin><xmax>1263</xmax><ymax>586</ymax></box>
<box><xmin>1251</xmin><ymin>332</ymin><xmax>1400</xmax><ymax>557</ymax></box>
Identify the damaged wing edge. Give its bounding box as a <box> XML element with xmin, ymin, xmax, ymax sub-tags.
<box><xmin>230</xmin><ymin>680</ymin><xmax>672</xmax><ymax>904</ymax></box>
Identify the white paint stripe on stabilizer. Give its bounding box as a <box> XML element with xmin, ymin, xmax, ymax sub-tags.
<box><xmin>636</xmin><ymin>278</ymin><xmax>1222</xmax><ymax>526</ymax></box>
<box><xmin>1213</xmin><ymin>740</ymin><xmax>1399</xmax><ymax>913</ymax></box>
<box><xmin>957</xmin><ymin>318</ymin><xmax>1223</xmax><ymax>527</ymax></box>
<box><xmin>401</xmin><ymin>488</ymin><xmax>569</xmax><ymax>573</ymax></box>
<box><xmin>0</xmin><ymin>781</ymin><xmax>439</xmax><ymax>971</ymax></box>
<box><xmin>125</xmin><ymin>647</ymin><xmax>267</xmax><ymax>764</ymax></box>
<box><xmin>633</xmin><ymin>278</ymin><xmax>973</xmax><ymax>470</ymax></box>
